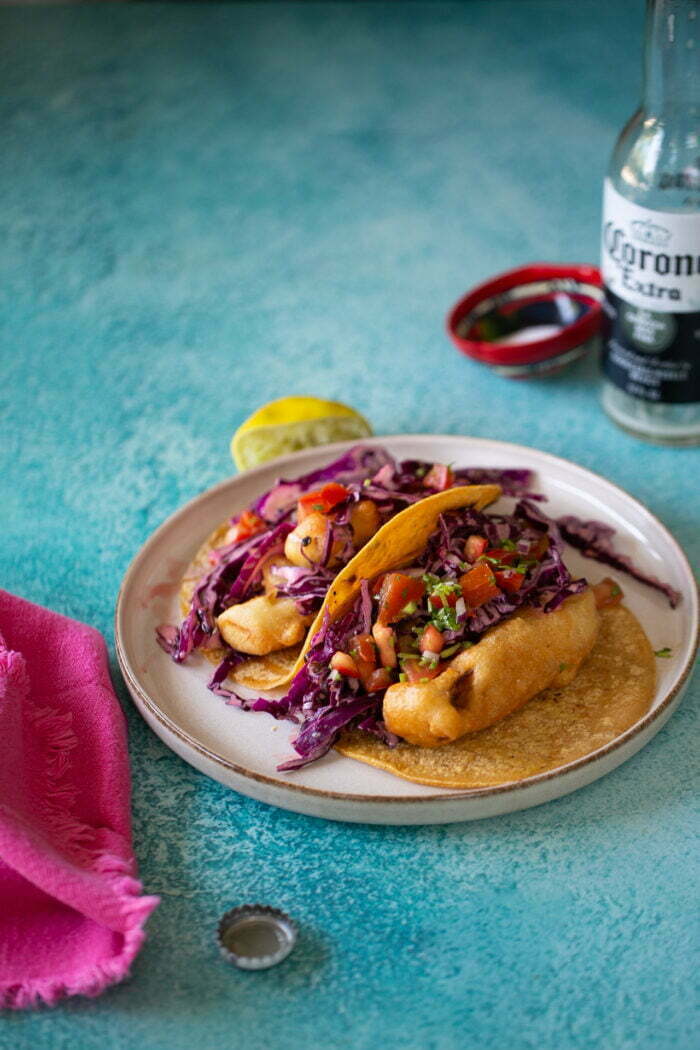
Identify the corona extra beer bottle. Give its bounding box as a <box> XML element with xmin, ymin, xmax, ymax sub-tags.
<box><xmin>601</xmin><ymin>0</ymin><xmax>700</xmax><ymax>444</ymax></box>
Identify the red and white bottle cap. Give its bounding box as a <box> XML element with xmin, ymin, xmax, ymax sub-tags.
<box><xmin>447</xmin><ymin>263</ymin><xmax>603</xmax><ymax>378</ymax></box>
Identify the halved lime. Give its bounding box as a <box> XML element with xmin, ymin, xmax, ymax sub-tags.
<box><xmin>231</xmin><ymin>396</ymin><xmax>373</xmax><ymax>471</ymax></box>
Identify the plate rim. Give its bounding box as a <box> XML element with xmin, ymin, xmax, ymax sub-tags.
<box><xmin>115</xmin><ymin>434</ymin><xmax>699</xmax><ymax>806</ymax></box>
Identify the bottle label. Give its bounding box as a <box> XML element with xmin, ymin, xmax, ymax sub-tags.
<box><xmin>601</xmin><ymin>180</ymin><xmax>700</xmax><ymax>404</ymax></box>
<box><xmin>601</xmin><ymin>180</ymin><xmax>700</xmax><ymax>312</ymax></box>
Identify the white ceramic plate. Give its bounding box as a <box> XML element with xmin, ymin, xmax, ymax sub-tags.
<box><xmin>115</xmin><ymin>436</ymin><xmax>698</xmax><ymax>825</ymax></box>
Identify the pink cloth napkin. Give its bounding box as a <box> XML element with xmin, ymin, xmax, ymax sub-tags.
<box><xmin>0</xmin><ymin>590</ymin><xmax>159</xmax><ymax>1009</ymax></box>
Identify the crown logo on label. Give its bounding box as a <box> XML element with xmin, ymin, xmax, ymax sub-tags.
<box><xmin>631</xmin><ymin>219</ymin><xmax>671</xmax><ymax>247</ymax></box>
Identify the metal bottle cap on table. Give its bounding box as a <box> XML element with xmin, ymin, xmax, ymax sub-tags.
<box><xmin>447</xmin><ymin>263</ymin><xmax>604</xmax><ymax>378</ymax></box>
<box><xmin>217</xmin><ymin>905</ymin><xmax>298</xmax><ymax>970</ymax></box>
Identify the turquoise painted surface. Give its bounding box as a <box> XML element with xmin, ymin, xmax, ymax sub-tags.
<box><xmin>1</xmin><ymin>2</ymin><xmax>698</xmax><ymax>1048</ymax></box>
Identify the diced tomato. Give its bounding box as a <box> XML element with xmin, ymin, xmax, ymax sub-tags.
<box><xmin>459</xmin><ymin>562</ymin><xmax>500</xmax><ymax>608</ymax></box>
<box><xmin>330</xmin><ymin>651</ymin><xmax>360</xmax><ymax>677</ymax></box>
<box><xmin>377</xmin><ymin>573</ymin><xmax>426</xmax><ymax>625</ymax></box>
<box><xmin>297</xmin><ymin>483</ymin><xmax>350</xmax><ymax>520</ymax></box>
<box><xmin>494</xmin><ymin>568</ymin><xmax>524</xmax><ymax>594</ymax></box>
<box><xmin>592</xmin><ymin>577</ymin><xmax>623</xmax><ymax>609</ymax></box>
<box><xmin>419</xmin><ymin>624</ymin><xmax>445</xmax><ymax>654</ymax></box>
<box><xmin>483</xmin><ymin>548</ymin><xmax>518</xmax><ymax>566</ymax></box>
<box><xmin>402</xmin><ymin>658</ymin><xmax>446</xmax><ymax>683</ymax></box>
<box><xmin>429</xmin><ymin>591</ymin><xmax>458</xmax><ymax>609</ymax></box>
<box><xmin>464</xmin><ymin>535</ymin><xmax>488</xmax><ymax>563</ymax></box>
<box><xmin>370</xmin><ymin>573</ymin><xmax>387</xmax><ymax>597</ymax></box>
<box><xmin>229</xmin><ymin>510</ymin><xmax>265</xmax><ymax>542</ymax></box>
<box><xmin>422</xmin><ymin>463</ymin><xmax>454</xmax><ymax>491</ymax></box>
<box><xmin>365</xmin><ymin>667</ymin><xmax>395</xmax><ymax>693</ymax></box>
<box><xmin>528</xmin><ymin>534</ymin><xmax>550</xmax><ymax>560</ymax></box>
<box><xmin>349</xmin><ymin>633</ymin><xmax>377</xmax><ymax>680</ymax></box>
<box><xmin>350</xmin><ymin>633</ymin><xmax>376</xmax><ymax>665</ymax></box>
<box><xmin>372</xmin><ymin>623</ymin><xmax>397</xmax><ymax>668</ymax></box>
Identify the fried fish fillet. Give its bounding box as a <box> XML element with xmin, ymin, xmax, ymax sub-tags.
<box><xmin>337</xmin><ymin>604</ymin><xmax>655</xmax><ymax>788</ymax></box>
<box><xmin>382</xmin><ymin>589</ymin><xmax>600</xmax><ymax>747</ymax></box>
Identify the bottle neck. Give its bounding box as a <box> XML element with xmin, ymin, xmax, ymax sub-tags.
<box><xmin>642</xmin><ymin>0</ymin><xmax>699</xmax><ymax>113</ymax></box>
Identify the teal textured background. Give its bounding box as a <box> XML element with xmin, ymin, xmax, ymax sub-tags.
<box><xmin>1</xmin><ymin>3</ymin><xmax>698</xmax><ymax>1048</ymax></box>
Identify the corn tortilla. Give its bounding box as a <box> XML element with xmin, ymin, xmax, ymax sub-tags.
<box><xmin>336</xmin><ymin>604</ymin><xmax>655</xmax><ymax>787</ymax></box>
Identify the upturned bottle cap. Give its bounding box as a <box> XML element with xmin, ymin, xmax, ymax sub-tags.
<box><xmin>217</xmin><ymin>905</ymin><xmax>297</xmax><ymax>970</ymax></box>
<box><xmin>447</xmin><ymin>263</ymin><xmax>603</xmax><ymax>378</ymax></box>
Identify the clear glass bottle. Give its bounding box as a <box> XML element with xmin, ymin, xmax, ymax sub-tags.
<box><xmin>600</xmin><ymin>0</ymin><xmax>700</xmax><ymax>445</ymax></box>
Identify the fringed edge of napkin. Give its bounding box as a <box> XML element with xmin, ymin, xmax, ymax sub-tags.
<box><xmin>0</xmin><ymin>646</ymin><xmax>159</xmax><ymax>1010</ymax></box>
<box><xmin>1</xmin><ymin>885</ymin><xmax>157</xmax><ymax>1010</ymax></box>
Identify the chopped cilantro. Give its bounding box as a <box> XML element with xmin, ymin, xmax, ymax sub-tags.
<box><xmin>514</xmin><ymin>557</ymin><xmax>537</xmax><ymax>575</ymax></box>
<box><xmin>432</xmin><ymin>605</ymin><xmax>459</xmax><ymax>632</ymax></box>
<box><xmin>398</xmin><ymin>672</ymin><xmax>407</xmax><ymax>682</ymax></box>
<box><xmin>362</xmin><ymin>478</ymin><xmax>371</xmax><ymax>487</ymax></box>
<box><xmin>611</xmin><ymin>584</ymin><xmax>622</xmax><ymax>597</ymax></box>
<box><xmin>654</xmin><ymin>647</ymin><xmax>672</xmax><ymax>658</ymax></box>
<box><xmin>401</xmin><ymin>600</ymin><xmax>418</xmax><ymax>616</ymax></box>
<box><xmin>429</xmin><ymin>579</ymin><xmax>462</xmax><ymax>605</ymax></box>
<box><xmin>558</xmin><ymin>662</ymin><xmax>568</xmax><ymax>672</ymax></box>
<box><xmin>501</xmin><ymin>539</ymin><xmax>517</xmax><ymax>551</ymax></box>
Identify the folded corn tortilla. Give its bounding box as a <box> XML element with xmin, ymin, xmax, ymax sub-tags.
<box><xmin>336</xmin><ymin>604</ymin><xmax>655</xmax><ymax>787</ymax></box>
<box><xmin>291</xmin><ymin>484</ymin><xmax>654</xmax><ymax>786</ymax></box>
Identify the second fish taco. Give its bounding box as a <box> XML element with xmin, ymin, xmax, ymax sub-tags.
<box><xmin>157</xmin><ymin>445</ymin><xmax>508</xmax><ymax>692</ymax></box>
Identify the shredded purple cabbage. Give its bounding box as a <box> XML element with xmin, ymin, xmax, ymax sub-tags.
<box><xmin>452</xmin><ymin>466</ymin><xmax>543</xmax><ymax>500</ymax></box>
<box><xmin>556</xmin><ymin>515</ymin><xmax>682</xmax><ymax>609</ymax></box>
<box><xmin>251</xmin><ymin>446</ymin><xmax>394</xmax><ymax>524</ymax></box>
<box><xmin>157</xmin><ymin>444</ymin><xmax>537</xmax><ymax>671</ymax></box>
<box><xmin>265</xmin><ymin>562</ymin><xmax>336</xmax><ymax>616</ymax></box>
<box><xmin>277</xmin><ymin>697</ymin><xmax>378</xmax><ymax>770</ymax></box>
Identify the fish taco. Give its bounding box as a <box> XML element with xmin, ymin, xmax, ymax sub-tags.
<box><xmin>272</xmin><ymin>487</ymin><xmax>658</xmax><ymax>785</ymax></box>
<box><xmin>157</xmin><ymin>445</ymin><xmax>524</xmax><ymax>693</ymax></box>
